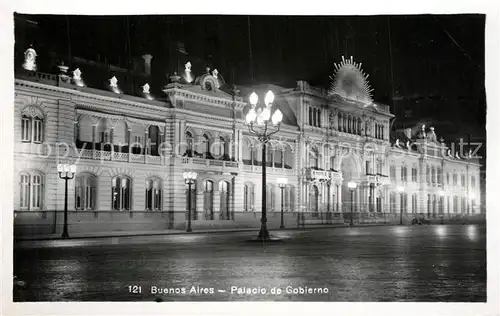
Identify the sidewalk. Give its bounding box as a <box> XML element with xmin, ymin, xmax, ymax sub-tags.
<box><xmin>16</xmin><ymin>223</ymin><xmax>360</xmax><ymax>241</ymax></box>
<box><xmin>15</xmin><ymin>223</ymin><xmax>383</xmax><ymax>248</ymax></box>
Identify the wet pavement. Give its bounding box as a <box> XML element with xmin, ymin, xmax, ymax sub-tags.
<box><xmin>13</xmin><ymin>225</ymin><xmax>486</xmax><ymax>302</ymax></box>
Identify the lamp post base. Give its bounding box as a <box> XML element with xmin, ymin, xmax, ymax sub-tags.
<box><xmin>61</xmin><ymin>231</ymin><xmax>69</xmax><ymax>239</ymax></box>
<box><xmin>280</xmin><ymin>224</ymin><xmax>285</xmax><ymax>229</ymax></box>
<box><xmin>256</xmin><ymin>226</ymin><xmax>270</xmax><ymax>241</ymax></box>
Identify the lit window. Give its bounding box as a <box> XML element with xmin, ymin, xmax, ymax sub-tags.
<box><xmin>75</xmin><ymin>173</ymin><xmax>97</xmax><ymax>210</ymax></box>
<box><xmin>112</xmin><ymin>176</ymin><xmax>132</xmax><ymax>210</ymax></box>
<box><xmin>145</xmin><ymin>178</ymin><xmax>162</xmax><ymax>211</ymax></box>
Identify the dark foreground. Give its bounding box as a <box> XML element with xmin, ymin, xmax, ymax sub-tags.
<box><xmin>13</xmin><ymin>225</ymin><xmax>486</xmax><ymax>302</ymax></box>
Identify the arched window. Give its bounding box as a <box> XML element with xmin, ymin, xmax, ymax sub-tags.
<box><xmin>203</xmin><ymin>134</ymin><xmax>213</xmax><ymax>159</ymax></box>
<box><xmin>338</xmin><ymin>113</ymin><xmax>342</xmax><ymax>131</ymax></box>
<box><xmin>20</xmin><ymin>109</ymin><xmax>44</xmax><ymax>143</ymax></box>
<box><xmin>185</xmin><ymin>131</ymin><xmax>194</xmax><ymax>157</ymax></box>
<box><xmin>308</xmin><ymin>107</ymin><xmax>313</xmax><ymax>126</ymax></box>
<box><xmin>219</xmin><ymin>181</ymin><xmax>230</xmax><ymax>220</ymax></box>
<box><xmin>309</xmin><ymin>147</ymin><xmax>319</xmax><ymax>169</ymax></box>
<box><xmin>242</xmin><ymin>138</ymin><xmax>253</xmax><ymax>165</ymax></box>
<box><xmin>75</xmin><ymin>173</ymin><xmax>97</xmax><ymax>210</ymax></box>
<box><xmin>244</xmin><ymin>183</ymin><xmax>255</xmax><ymax>211</ymax></box>
<box><xmin>266</xmin><ymin>144</ymin><xmax>273</xmax><ymax>167</ymax></box>
<box><xmin>284</xmin><ymin>144</ymin><xmax>294</xmax><ymax>169</ymax></box>
<box><xmin>112</xmin><ymin>176</ymin><xmax>131</xmax><ymax>211</ymax></box>
<box><xmin>317</xmin><ymin>110</ymin><xmax>321</xmax><ymax>128</ymax></box>
<box><xmin>357</xmin><ymin>118</ymin><xmax>362</xmax><ymax>135</ymax></box>
<box><xmin>274</xmin><ymin>146</ymin><xmax>283</xmax><ymax>168</ymax></box>
<box><xmin>412</xmin><ymin>193</ymin><xmax>418</xmax><ymax>213</ymax></box>
<box><xmin>218</xmin><ymin>136</ymin><xmax>229</xmax><ymax>160</ymax></box>
<box><xmin>19</xmin><ymin>172</ymin><xmax>44</xmax><ymax>210</ymax></box>
<box><xmin>145</xmin><ymin>178</ymin><xmax>162</xmax><ymax>211</ymax></box>
<box><xmin>390</xmin><ymin>165</ymin><xmax>396</xmax><ymax>181</ymax></box>
<box><xmin>389</xmin><ymin>192</ymin><xmax>396</xmax><ymax>213</ymax></box>
<box><xmin>431</xmin><ymin>166</ymin><xmax>436</xmax><ymax>185</ymax></box>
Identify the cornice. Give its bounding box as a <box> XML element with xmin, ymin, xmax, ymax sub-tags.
<box><xmin>15</xmin><ymin>78</ymin><xmax>169</xmax><ymax>112</ymax></box>
<box><xmin>164</xmin><ymin>87</ymin><xmax>247</xmax><ymax>109</ymax></box>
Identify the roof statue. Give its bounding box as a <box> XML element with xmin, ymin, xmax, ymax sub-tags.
<box><xmin>72</xmin><ymin>68</ymin><xmax>85</xmax><ymax>87</ymax></box>
<box><xmin>427</xmin><ymin>127</ymin><xmax>437</xmax><ymax>142</ymax></box>
<box><xmin>109</xmin><ymin>76</ymin><xmax>118</xmax><ymax>87</ymax></box>
<box><xmin>329</xmin><ymin>56</ymin><xmax>374</xmax><ymax>104</ymax></box>
<box><xmin>23</xmin><ymin>46</ymin><xmax>37</xmax><ymax>71</ymax></box>
<box><xmin>142</xmin><ymin>83</ymin><xmax>151</xmax><ymax>94</ymax></box>
<box><xmin>182</xmin><ymin>61</ymin><xmax>194</xmax><ymax>83</ymax></box>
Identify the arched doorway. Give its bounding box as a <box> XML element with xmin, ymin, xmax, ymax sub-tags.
<box><xmin>219</xmin><ymin>181</ymin><xmax>230</xmax><ymax>220</ymax></box>
<box><xmin>309</xmin><ymin>185</ymin><xmax>319</xmax><ymax>216</ymax></box>
<box><xmin>340</xmin><ymin>154</ymin><xmax>360</xmax><ymax>213</ymax></box>
<box><xmin>203</xmin><ymin>180</ymin><xmax>214</xmax><ymax>220</ymax></box>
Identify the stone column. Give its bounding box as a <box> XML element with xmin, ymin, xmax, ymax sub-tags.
<box><xmin>127</xmin><ymin>128</ymin><xmax>132</xmax><ymax>162</ymax></box>
<box><xmin>92</xmin><ymin>124</ymin><xmax>97</xmax><ymax>159</ymax></box>
<box><xmin>144</xmin><ymin>130</ymin><xmax>149</xmax><ymax>163</ymax></box>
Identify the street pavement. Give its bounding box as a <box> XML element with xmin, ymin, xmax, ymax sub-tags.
<box><xmin>13</xmin><ymin>224</ymin><xmax>486</xmax><ymax>302</ymax></box>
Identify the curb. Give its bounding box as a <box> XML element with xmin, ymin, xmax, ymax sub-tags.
<box><xmin>14</xmin><ymin>223</ymin><xmax>385</xmax><ymax>243</ymax></box>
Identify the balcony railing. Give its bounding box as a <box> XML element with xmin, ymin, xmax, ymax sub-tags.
<box><xmin>243</xmin><ymin>164</ymin><xmax>294</xmax><ymax>174</ymax></box>
<box><xmin>181</xmin><ymin>157</ymin><xmax>240</xmax><ymax>171</ymax></box>
<box><xmin>76</xmin><ymin>149</ymin><xmax>162</xmax><ymax>165</ymax></box>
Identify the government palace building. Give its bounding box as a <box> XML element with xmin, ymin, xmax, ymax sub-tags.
<box><xmin>13</xmin><ymin>48</ymin><xmax>482</xmax><ymax>236</ymax></box>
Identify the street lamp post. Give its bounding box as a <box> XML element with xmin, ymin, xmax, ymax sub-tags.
<box><xmin>183</xmin><ymin>172</ymin><xmax>198</xmax><ymax>233</ymax></box>
<box><xmin>245</xmin><ymin>90</ymin><xmax>283</xmax><ymax>241</ymax></box>
<box><xmin>277</xmin><ymin>178</ymin><xmax>288</xmax><ymax>229</ymax></box>
<box><xmin>347</xmin><ymin>181</ymin><xmax>357</xmax><ymax>226</ymax></box>
<box><xmin>57</xmin><ymin>163</ymin><xmax>77</xmax><ymax>239</ymax></box>
<box><xmin>439</xmin><ymin>190</ymin><xmax>445</xmax><ymax>225</ymax></box>
<box><xmin>397</xmin><ymin>186</ymin><xmax>404</xmax><ymax>225</ymax></box>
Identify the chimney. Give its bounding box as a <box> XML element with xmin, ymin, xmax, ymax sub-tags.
<box><xmin>142</xmin><ymin>54</ymin><xmax>153</xmax><ymax>76</ymax></box>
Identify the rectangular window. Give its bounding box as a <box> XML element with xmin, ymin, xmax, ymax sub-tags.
<box><xmin>33</xmin><ymin>119</ymin><xmax>43</xmax><ymax>143</ymax></box>
<box><xmin>20</xmin><ymin>174</ymin><xmax>30</xmax><ymax>208</ymax></box>
<box><xmin>31</xmin><ymin>175</ymin><xmax>42</xmax><ymax>209</ymax></box>
<box><xmin>366</xmin><ymin>161</ymin><xmax>371</xmax><ymax>175</ymax></box>
<box><xmin>21</xmin><ymin>117</ymin><xmax>31</xmax><ymax>142</ymax></box>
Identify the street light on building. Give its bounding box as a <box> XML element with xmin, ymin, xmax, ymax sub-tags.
<box><xmin>347</xmin><ymin>181</ymin><xmax>357</xmax><ymax>226</ymax></box>
<box><xmin>397</xmin><ymin>186</ymin><xmax>405</xmax><ymax>225</ymax></box>
<box><xmin>183</xmin><ymin>172</ymin><xmax>197</xmax><ymax>232</ymax></box>
<box><xmin>277</xmin><ymin>178</ymin><xmax>288</xmax><ymax>229</ymax></box>
<box><xmin>57</xmin><ymin>163</ymin><xmax>77</xmax><ymax>238</ymax></box>
<box><xmin>439</xmin><ymin>190</ymin><xmax>445</xmax><ymax>225</ymax></box>
<box><xmin>245</xmin><ymin>90</ymin><xmax>283</xmax><ymax>241</ymax></box>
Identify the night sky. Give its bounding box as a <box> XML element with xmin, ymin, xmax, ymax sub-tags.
<box><xmin>14</xmin><ymin>14</ymin><xmax>486</xmax><ymax>130</ymax></box>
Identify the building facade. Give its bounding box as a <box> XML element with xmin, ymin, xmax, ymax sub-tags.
<box><xmin>13</xmin><ymin>53</ymin><xmax>482</xmax><ymax>236</ymax></box>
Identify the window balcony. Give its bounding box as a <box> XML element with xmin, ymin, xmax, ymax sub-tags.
<box><xmin>77</xmin><ymin>149</ymin><xmax>162</xmax><ymax>165</ymax></box>
<box><xmin>305</xmin><ymin>168</ymin><xmax>330</xmax><ymax>181</ymax></box>
<box><xmin>181</xmin><ymin>157</ymin><xmax>240</xmax><ymax>173</ymax></box>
